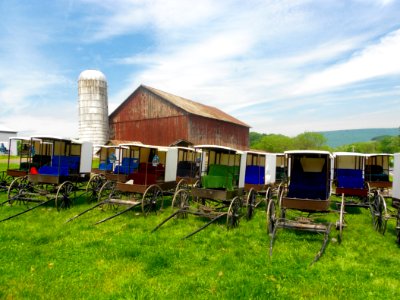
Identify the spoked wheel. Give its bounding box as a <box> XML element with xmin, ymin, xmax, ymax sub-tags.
<box><xmin>266</xmin><ymin>198</ymin><xmax>277</xmax><ymax>235</ymax></box>
<box><xmin>265</xmin><ymin>187</ymin><xmax>272</xmax><ymax>205</ymax></box>
<box><xmin>55</xmin><ymin>181</ymin><xmax>74</xmax><ymax>211</ymax></box>
<box><xmin>191</xmin><ymin>180</ymin><xmax>201</xmax><ymax>204</ymax></box>
<box><xmin>370</xmin><ymin>192</ymin><xmax>388</xmax><ymax>234</ymax></box>
<box><xmin>227</xmin><ymin>196</ymin><xmax>243</xmax><ymax>229</ymax></box>
<box><xmin>175</xmin><ymin>179</ymin><xmax>189</xmax><ymax>193</ymax></box>
<box><xmin>7</xmin><ymin>176</ymin><xmax>30</xmax><ymax>205</ymax></box>
<box><xmin>97</xmin><ymin>181</ymin><xmax>116</xmax><ymax>202</ymax></box>
<box><xmin>142</xmin><ymin>184</ymin><xmax>163</xmax><ymax>215</ymax></box>
<box><xmin>0</xmin><ymin>171</ymin><xmax>12</xmax><ymax>192</ymax></box>
<box><xmin>246</xmin><ymin>188</ymin><xmax>257</xmax><ymax>220</ymax></box>
<box><xmin>171</xmin><ymin>188</ymin><xmax>190</xmax><ymax>218</ymax></box>
<box><xmin>98</xmin><ymin>180</ymin><xmax>119</xmax><ymax>211</ymax></box>
<box><xmin>85</xmin><ymin>174</ymin><xmax>106</xmax><ymax>202</ymax></box>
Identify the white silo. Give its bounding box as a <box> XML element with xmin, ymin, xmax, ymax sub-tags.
<box><xmin>78</xmin><ymin>70</ymin><xmax>109</xmax><ymax>147</ymax></box>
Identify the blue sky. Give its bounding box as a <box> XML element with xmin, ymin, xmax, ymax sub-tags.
<box><xmin>0</xmin><ymin>0</ymin><xmax>399</xmax><ymax>138</ymax></box>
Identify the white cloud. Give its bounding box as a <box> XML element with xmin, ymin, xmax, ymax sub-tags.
<box><xmin>2</xmin><ymin>0</ymin><xmax>400</xmax><ymax>139</ymax></box>
<box><xmin>292</xmin><ymin>29</ymin><xmax>400</xmax><ymax>95</ymax></box>
<box><xmin>83</xmin><ymin>0</ymin><xmax>224</xmax><ymax>41</ymax></box>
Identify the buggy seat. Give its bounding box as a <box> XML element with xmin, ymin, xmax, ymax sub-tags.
<box><xmin>176</xmin><ymin>160</ymin><xmax>198</xmax><ymax>178</ymax></box>
<box><xmin>336</xmin><ymin>169</ymin><xmax>364</xmax><ymax>189</ymax></box>
<box><xmin>99</xmin><ymin>160</ymin><xmax>113</xmax><ymax>171</ymax></box>
<box><xmin>201</xmin><ymin>164</ymin><xmax>239</xmax><ymax>190</ymax></box>
<box><xmin>365</xmin><ymin>165</ymin><xmax>389</xmax><ymax>182</ymax></box>
<box><xmin>38</xmin><ymin>155</ymin><xmax>80</xmax><ymax>176</ymax></box>
<box><xmin>114</xmin><ymin>158</ymin><xmax>139</xmax><ymax>174</ymax></box>
<box><xmin>128</xmin><ymin>162</ymin><xmax>165</xmax><ymax>185</ymax></box>
<box><xmin>245</xmin><ymin>165</ymin><xmax>265</xmax><ymax>185</ymax></box>
<box><xmin>288</xmin><ymin>158</ymin><xmax>328</xmax><ymax>200</ymax></box>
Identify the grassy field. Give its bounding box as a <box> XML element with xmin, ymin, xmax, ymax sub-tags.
<box><xmin>0</xmin><ymin>159</ymin><xmax>399</xmax><ymax>299</ymax></box>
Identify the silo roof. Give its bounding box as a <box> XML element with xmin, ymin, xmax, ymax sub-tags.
<box><xmin>78</xmin><ymin>69</ymin><xmax>106</xmax><ymax>81</ymax></box>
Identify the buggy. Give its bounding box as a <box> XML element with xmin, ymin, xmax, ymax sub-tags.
<box><xmin>242</xmin><ymin>150</ymin><xmax>276</xmax><ymax>220</ymax></box>
<box><xmin>333</xmin><ymin>152</ymin><xmax>369</xmax><ymax>208</ymax></box>
<box><xmin>1</xmin><ymin>136</ymin><xmax>92</xmax><ymax>222</ymax></box>
<box><xmin>67</xmin><ymin>143</ymin><xmax>198</xmax><ymax>224</ymax></box>
<box><xmin>267</xmin><ymin>150</ymin><xmax>345</xmax><ymax>264</ymax></box>
<box><xmin>153</xmin><ymin>145</ymin><xmax>246</xmax><ymax>238</ymax></box>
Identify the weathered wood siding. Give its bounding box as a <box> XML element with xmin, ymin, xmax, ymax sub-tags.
<box><xmin>109</xmin><ymin>86</ymin><xmax>249</xmax><ymax>149</ymax></box>
<box><xmin>111</xmin><ymin>88</ymin><xmax>185</xmax><ymax>122</ymax></box>
<box><xmin>109</xmin><ymin>88</ymin><xmax>190</xmax><ymax>145</ymax></box>
<box><xmin>188</xmin><ymin>115</ymin><xmax>249</xmax><ymax>150</ymax></box>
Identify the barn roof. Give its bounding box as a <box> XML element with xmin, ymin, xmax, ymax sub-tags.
<box><xmin>110</xmin><ymin>85</ymin><xmax>250</xmax><ymax>128</ymax></box>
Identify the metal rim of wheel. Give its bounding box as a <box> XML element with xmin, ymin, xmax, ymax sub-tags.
<box><xmin>266</xmin><ymin>198</ymin><xmax>276</xmax><ymax>234</ymax></box>
<box><xmin>246</xmin><ymin>188</ymin><xmax>256</xmax><ymax>220</ymax></box>
<box><xmin>55</xmin><ymin>181</ymin><xmax>74</xmax><ymax>211</ymax></box>
<box><xmin>7</xmin><ymin>176</ymin><xmax>29</xmax><ymax>205</ymax></box>
<box><xmin>97</xmin><ymin>180</ymin><xmax>116</xmax><ymax>202</ymax></box>
<box><xmin>372</xmin><ymin>193</ymin><xmax>388</xmax><ymax>235</ymax></box>
<box><xmin>171</xmin><ymin>188</ymin><xmax>190</xmax><ymax>219</ymax></box>
<box><xmin>175</xmin><ymin>178</ymin><xmax>188</xmax><ymax>194</ymax></box>
<box><xmin>0</xmin><ymin>171</ymin><xmax>12</xmax><ymax>191</ymax></box>
<box><xmin>142</xmin><ymin>184</ymin><xmax>163</xmax><ymax>215</ymax></box>
<box><xmin>227</xmin><ymin>196</ymin><xmax>243</xmax><ymax>229</ymax></box>
<box><xmin>191</xmin><ymin>180</ymin><xmax>201</xmax><ymax>204</ymax></box>
<box><xmin>85</xmin><ymin>174</ymin><xmax>106</xmax><ymax>202</ymax></box>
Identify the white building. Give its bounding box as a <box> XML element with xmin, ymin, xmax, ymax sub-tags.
<box><xmin>0</xmin><ymin>124</ymin><xmax>17</xmax><ymax>155</ymax></box>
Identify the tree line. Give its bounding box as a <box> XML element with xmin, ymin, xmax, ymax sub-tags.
<box><xmin>250</xmin><ymin>132</ymin><xmax>400</xmax><ymax>153</ymax></box>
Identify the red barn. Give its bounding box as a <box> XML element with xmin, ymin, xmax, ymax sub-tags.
<box><xmin>109</xmin><ymin>85</ymin><xmax>250</xmax><ymax>150</ymax></box>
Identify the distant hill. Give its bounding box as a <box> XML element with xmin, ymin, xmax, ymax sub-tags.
<box><xmin>318</xmin><ymin>128</ymin><xmax>399</xmax><ymax>148</ymax></box>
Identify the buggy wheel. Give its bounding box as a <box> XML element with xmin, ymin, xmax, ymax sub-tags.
<box><xmin>55</xmin><ymin>181</ymin><xmax>74</xmax><ymax>210</ymax></box>
<box><xmin>227</xmin><ymin>196</ymin><xmax>243</xmax><ymax>229</ymax></box>
<box><xmin>7</xmin><ymin>176</ymin><xmax>30</xmax><ymax>205</ymax></box>
<box><xmin>142</xmin><ymin>185</ymin><xmax>163</xmax><ymax>215</ymax></box>
<box><xmin>266</xmin><ymin>198</ymin><xmax>277</xmax><ymax>234</ymax></box>
<box><xmin>98</xmin><ymin>180</ymin><xmax>116</xmax><ymax>202</ymax></box>
<box><xmin>0</xmin><ymin>171</ymin><xmax>12</xmax><ymax>192</ymax></box>
<box><xmin>276</xmin><ymin>182</ymin><xmax>284</xmax><ymax>201</ymax></box>
<box><xmin>371</xmin><ymin>193</ymin><xmax>388</xmax><ymax>234</ymax></box>
<box><xmin>98</xmin><ymin>180</ymin><xmax>119</xmax><ymax>210</ymax></box>
<box><xmin>171</xmin><ymin>188</ymin><xmax>190</xmax><ymax>218</ymax></box>
<box><xmin>265</xmin><ymin>187</ymin><xmax>272</xmax><ymax>204</ymax></box>
<box><xmin>175</xmin><ymin>179</ymin><xmax>188</xmax><ymax>193</ymax></box>
<box><xmin>246</xmin><ymin>188</ymin><xmax>257</xmax><ymax>220</ymax></box>
<box><xmin>191</xmin><ymin>180</ymin><xmax>201</xmax><ymax>204</ymax></box>
<box><xmin>86</xmin><ymin>174</ymin><xmax>106</xmax><ymax>202</ymax></box>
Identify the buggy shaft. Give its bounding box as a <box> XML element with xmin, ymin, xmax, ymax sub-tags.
<box><xmin>94</xmin><ymin>203</ymin><xmax>141</xmax><ymax>225</ymax></box>
<box><xmin>151</xmin><ymin>209</ymin><xmax>181</xmax><ymax>232</ymax></box>
<box><xmin>0</xmin><ymin>199</ymin><xmax>54</xmax><ymax>223</ymax></box>
<box><xmin>65</xmin><ymin>201</ymin><xmax>104</xmax><ymax>223</ymax></box>
<box><xmin>183</xmin><ymin>213</ymin><xmax>227</xmax><ymax>239</ymax></box>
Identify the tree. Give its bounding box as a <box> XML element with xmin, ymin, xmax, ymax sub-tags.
<box><xmin>293</xmin><ymin>132</ymin><xmax>327</xmax><ymax>150</ymax></box>
<box><xmin>377</xmin><ymin>136</ymin><xmax>400</xmax><ymax>153</ymax></box>
<box><xmin>252</xmin><ymin>134</ymin><xmax>294</xmax><ymax>153</ymax></box>
<box><xmin>249</xmin><ymin>132</ymin><xmax>266</xmax><ymax>146</ymax></box>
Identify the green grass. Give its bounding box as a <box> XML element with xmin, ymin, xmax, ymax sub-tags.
<box><xmin>0</xmin><ymin>157</ymin><xmax>399</xmax><ymax>299</ymax></box>
<box><xmin>0</xmin><ymin>193</ymin><xmax>399</xmax><ymax>299</ymax></box>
